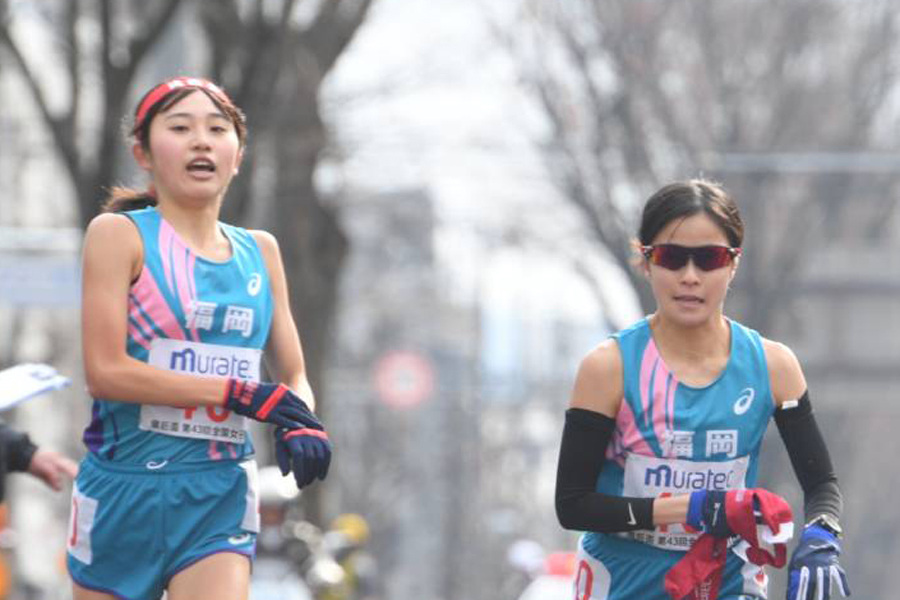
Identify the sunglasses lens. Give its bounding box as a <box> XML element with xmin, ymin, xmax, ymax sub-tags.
<box><xmin>693</xmin><ymin>247</ymin><xmax>733</xmax><ymax>270</ymax></box>
<box><xmin>650</xmin><ymin>245</ymin><xmax>690</xmax><ymax>270</ymax></box>
<box><xmin>647</xmin><ymin>245</ymin><xmax>735</xmax><ymax>271</ymax></box>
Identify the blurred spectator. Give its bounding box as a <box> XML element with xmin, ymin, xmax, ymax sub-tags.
<box><xmin>321</xmin><ymin>513</ymin><xmax>379</xmax><ymax>600</ymax></box>
<box><xmin>0</xmin><ymin>422</ymin><xmax>77</xmax><ymax>501</ymax></box>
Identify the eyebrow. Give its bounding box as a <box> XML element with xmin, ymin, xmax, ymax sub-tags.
<box><xmin>162</xmin><ymin>112</ymin><xmax>230</xmax><ymax>121</ymax></box>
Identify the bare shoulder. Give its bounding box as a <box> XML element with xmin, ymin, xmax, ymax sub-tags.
<box><xmin>249</xmin><ymin>230</ymin><xmax>286</xmax><ymax>274</ymax></box>
<box><xmin>81</xmin><ymin>213</ymin><xmax>143</xmax><ymax>301</ymax></box>
<box><xmin>579</xmin><ymin>339</ymin><xmax>622</xmax><ymax>379</ymax></box>
<box><xmin>762</xmin><ymin>337</ymin><xmax>808</xmax><ymax>406</ymax></box>
<box><xmin>249</xmin><ymin>229</ymin><xmax>280</xmax><ymax>256</ymax></box>
<box><xmin>570</xmin><ymin>338</ymin><xmax>623</xmax><ymax>417</ymax></box>
<box><xmin>85</xmin><ymin>212</ymin><xmax>139</xmax><ymax>241</ymax></box>
<box><xmin>83</xmin><ymin>213</ymin><xmax>141</xmax><ymax>268</ymax></box>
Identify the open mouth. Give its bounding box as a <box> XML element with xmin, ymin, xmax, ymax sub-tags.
<box><xmin>187</xmin><ymin>158</ymin><xmax>216</xmax><ymax>173</ymax></box>
<box><xmin>674</xmin><ymin>295</ymin><xmax>703</xmax><ymax>303</ymax></box>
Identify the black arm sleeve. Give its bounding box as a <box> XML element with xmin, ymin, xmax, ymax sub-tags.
<box><xmin>0</xmin><ymin>423</ymin><xmax>38</xmax><ymax>503</ymax></box>
<box><xmin>0</xmin><ymin>423</ymin><xmax>38</xmax><ymax>472</ymax></box>
<box><xmin>774</xmin><ymin>390</ymin><xmax>843</xmax><ymax>522</ymax></box>
<box><xmin>555</xmin><ymin>408</ymin><xmax>654</xmax><ymax>532</ymax></box>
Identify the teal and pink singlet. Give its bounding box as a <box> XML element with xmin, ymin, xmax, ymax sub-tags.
<box><xmin>574</xmin><ymin>317</ymin><xmax>777</xmax><ymax>600</ymax></box>
<box><xmin>68</xmin><ymin>206</ymin><xmax>273</xmax><ymax>599</ymax></box>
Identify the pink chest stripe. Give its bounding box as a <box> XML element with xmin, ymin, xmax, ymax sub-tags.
<box><xmin>638</xmin><ymin>340</ymin><xmax>678</xmax><ymax>454</ymax></box>
<box><xmin>129</xmin><ymin>267</ymin><xmax>187</xmax><ymax>342</ymax></box>
<box><xmin>126</xmin><ymin>321</ymin><xmax>152</xmax><ymax>351</ymax></box>
<box><xmin>158</xmin><ymin>222</ymin><xmax>200</xmax><ymax>342</ymax></box>
<box><xmin>608</xmin><ymin>399</ymin><xmax>655</xmax><ymax>464</ymax></box>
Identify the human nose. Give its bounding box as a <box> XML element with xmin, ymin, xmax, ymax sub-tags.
<box><xmin>680</xmin><ymin>259</ymin><xmax>701</xmax><ymax>283</ymax></box>
<box><xmin>190</xmin><ymin>128</ymin><xmax>211</xmax><ymax>149</ymax></box>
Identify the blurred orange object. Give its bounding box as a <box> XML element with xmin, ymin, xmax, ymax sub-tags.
<box><xmin>544</xmin><ymin>551</ymin><xmax>576</xmax><ymax>577</ymax></box>
<box><xmin>0</xmin><ymin>504</ymin><xmax>12</xmax><ymax>598</ymax></box>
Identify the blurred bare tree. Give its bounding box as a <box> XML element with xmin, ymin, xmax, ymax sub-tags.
<box><xmin>198</xmin><ymin>0</ymin><xmax>375</xmax><ymax>405</ymax></box>
<box><xmin>508</xmin><ymin>0</ymin><xmax>900</xmax><ymax>332</ymax></box>
<box><xmin>0</xmin><ymin>0</ymin><xmax>184</xmax><ymax>226</ymax></box>
<box><xmin>199</xmin><ymin>0</ymin><xmax>376</xmax><ymax>523</ymax></box>
<box><xmin>0</xmin><ymin>0</ymin><xmax>376</xmax><ymax>523</ymax></box>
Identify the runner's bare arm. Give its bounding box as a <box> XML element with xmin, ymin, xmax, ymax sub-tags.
<box><xmin>81</xmin><ymin>214</ymin><xmax>228</xmax><ymax>407</ymax></box>
<box><xmin>252</xmin><ymin>230</ymin><xmax>316</xmax><ymax>411</ymax></box>
<box><xmin>569</xmin><ymin>339</ymin><xmax>623</xmax><ymax>417</ymax></box>
<box><xmin>762</xmin><ymin>338</ymin><xmax>807</xmax><ymax>406</ymax></box>
<box><xmin>565</xmin><ymin>340</ymin><xmax>690</xmax><ymax>527</ymax></box>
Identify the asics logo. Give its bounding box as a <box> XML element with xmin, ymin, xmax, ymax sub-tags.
<box><xmin>228</xmin><ymin>533</ymin><xmax>253</xmax><ymax>545</ymax></box>
<box><xmin>733</xmin><ymin>387</ymin><xmax>755</xmax><ymax>415</ymax></box>
<box><xmin>247</xmin><ymin>273</ymin><xmax>262</xmax><ymax>296</ymax></box>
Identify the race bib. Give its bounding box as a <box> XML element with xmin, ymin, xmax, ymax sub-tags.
<box><xmin>139</xmin><ymin>339</ymin><xmax>262</xmax><ymax>443</ymax></box>
<box><xmin>68</xmin><ymin>484</ymin><xmax>98</xmax><ymax>565</ymax></box>
<box><xmin>574</xmin><ymin>539</ymin><xmax>613</xmax><ymax>599</ymax></box>
<box><xmin>621</xmin><ymin>452</ymin><xmax>749</xmax><ymax>550</ymax></box>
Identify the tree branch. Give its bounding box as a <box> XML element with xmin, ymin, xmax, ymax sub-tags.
<box><xmin>303</xmin><ymin>0</ymin><xmax>376</xmax><ymax>76</ymax></box>
<box><xmin>0</xmin><ymin>20</ymin><xmax>79</xmax><ymax>180</ymax></box>
<box><xmin>66</xmin><ymin>0</ymin><xmax>80</xmax><ymax>130</ymax></box>
<box><xmin>128</xmin><ymin>0</ymin><xmax>183</xmax><ymax>69</ymax></box>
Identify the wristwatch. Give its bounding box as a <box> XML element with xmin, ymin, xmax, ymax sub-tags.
<box><xmin>806</xmin><ymin>514</ymin><xmax>842</xmax><ymax>539</ymax></box>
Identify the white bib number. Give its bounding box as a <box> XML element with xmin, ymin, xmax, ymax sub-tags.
<box><xmin>573</xmin><ymin>539</ymin><xmax>612</xmax><ymax>599</ymax></box>
<box><xmin>139</xmin><ymin>339</ymin><xmax>262</xmax><ymax>443</ymax></box>
<box><xmin>621</xmin><ymin>452</ymin><xmax>749</xmax><ymax>550</ymax></box>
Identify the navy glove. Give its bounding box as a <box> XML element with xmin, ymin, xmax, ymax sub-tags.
<box><xmin>224</xmin><ymin>379</ymin><xmax>323</xmax><ymax>431</ymax></box>
<box><xmin>787</xmin><ymin>524</ymin><xmax>850</xmax><ymax>600</ymax></box>
<box><xmin>687</xmin><ymin>490</ymin><xmax>732</xmax><ymax>537</ymax></box>
<box><xmin>274</xmin><ymin>426</ymin><xmax>332</xmax><ymax>489</ymax></box>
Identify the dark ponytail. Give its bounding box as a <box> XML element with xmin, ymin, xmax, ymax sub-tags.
<box><xmin>101</xmin><ymin>186</ymin><xmax>157</xmax><ymax>213</ymax></box>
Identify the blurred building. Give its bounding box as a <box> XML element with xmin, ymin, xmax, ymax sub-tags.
<box><xmin>325</xmin><ymin>187</ymin><xmax>602</xmax><ymax>600</ymax></box>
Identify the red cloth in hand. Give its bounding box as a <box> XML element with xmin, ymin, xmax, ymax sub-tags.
<box><xmin>664</xmin><ymin>489</ymin><xmax>793</xmax><ymax>600</ymax></box>
<box><xmin>726</xmin><ymin>488</ymin><xmax>792</xmax><ymax>568</ymax></box>
<box><xmin>663</xmin><ymin>535</ymin><xmax>728</xmax><ymax>600</ymax></box>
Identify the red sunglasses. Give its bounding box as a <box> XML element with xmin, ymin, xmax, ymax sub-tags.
<box><xmin>641</xmin><ymin>244</ymin><xmax>741</xmax><ymax>271</ymax></box>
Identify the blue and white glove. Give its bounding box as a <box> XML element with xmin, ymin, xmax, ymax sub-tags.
<box><xmin>787</xmin><ymin>524</ymin><xmax>850</xmax><ymax>600</ymax></box>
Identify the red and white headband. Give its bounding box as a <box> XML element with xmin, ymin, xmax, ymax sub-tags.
<box><xmin>134</xmin><ymin>77</ymin><xmax>232</xmax><ymax>130</ymax></box>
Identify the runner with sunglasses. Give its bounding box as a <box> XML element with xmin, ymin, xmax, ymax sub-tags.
<box><xmin>555</xmin><ymin>179</ymin><xmax>849</xmax><ymax>599</ymax></box>
<box><xmin>68</xmin><ymin>77</ymin><xmax>331</xmax><ymax>600</ymax></box>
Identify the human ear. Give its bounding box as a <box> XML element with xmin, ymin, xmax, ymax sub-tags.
<box><xmin>231</xmin><ymin>146</ymin><xmax>245</xmax><ymax>176</ymax></box>
<box><xmin>641</xmin><ymin>258</ymin><xmax>652</xmax><ymax>279</ymax></box>
<box><xmin>633</xmin><ymin>240</ymin><xmax>651</xmax><ymax>279</ymax></box>
<box><xmin>132</xmin><ymin>143</ymin><xmax>152</xmax><ymax>172</ymax></box>
<box><xmin>729</xmin><ymin>256</ymin><xmax>740</xmax><ymax>280</ymax></box>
